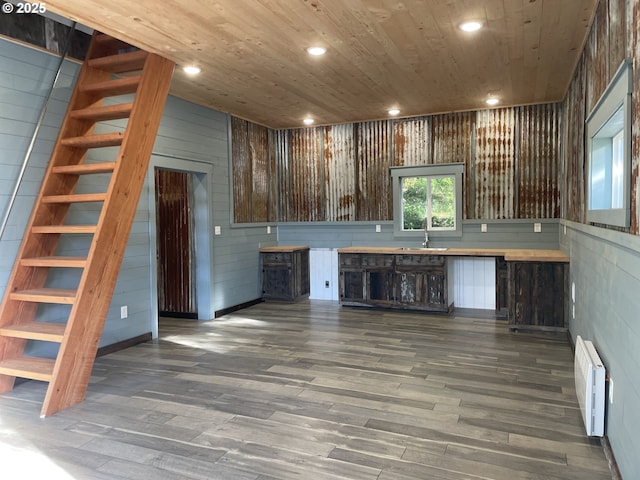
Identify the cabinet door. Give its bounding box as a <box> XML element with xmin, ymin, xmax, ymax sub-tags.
<box><xmin>367</xmin><ymin>270</ymin><xmax>395</xmax><ymax>306</ymax></box>
<box><xmin>340</xmin><ymin>270</ymin><xmax>366</xmax><ymax>302</ymax></box>
<box><xmin>395</xmin><ymin>271</ymin><xmax>447</xmax><ymax>310</ymax></box>
<box><xmin>262</xmin><ymin>266</ymin><xmax>293</xmax><ymax>300</ymax></box>
<box><xmin>509</xmin><ymin>262</ymin><xmax>566</xmax><ymax>327</ymax></box>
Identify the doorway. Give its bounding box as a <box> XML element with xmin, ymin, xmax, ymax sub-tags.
<box><xmin>155</xmin><ymin>168</ymin><xmax>197</xmax><ymax>318</ymax></box>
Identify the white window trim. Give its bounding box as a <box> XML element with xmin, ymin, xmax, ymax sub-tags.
<box><xmin>586</xmin><ymin>60</ymin><xmax>632</xmax><ymax>227</ymax></box>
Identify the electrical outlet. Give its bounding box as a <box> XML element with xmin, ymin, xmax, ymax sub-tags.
<box><xmin>267</xmin><ymin>225</ymin><xmax>271</xmax><ymax>234</ymax></box>
<box><xmin>325</xmin><ymin>280</ymin><xmax>330</xmax><ymax>288</ymax></box>
<box><xmin>214</xmin><ymin>225</ymin><xmax>221</xmax><ymax>235</ymax></box>
<box><xmin>481</xmin><ymin>223</ymin><xmax>487</xmax><ymax>233</ymax></box>
<box><xmin>120</xmin><ymin>306</ymin><xmax>128</xmax><ymax>319</ymax></box>
<box><xmin>375</xmin><ymin>224</ymin><xmax>381</xmax><ymax>233</ymax></box>
<box><xmin>534</xmin><ymin>222</ymin><xmax>542</xmax><ymax>233</ymax></box>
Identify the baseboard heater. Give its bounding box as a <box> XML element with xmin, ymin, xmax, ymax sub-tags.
<box><xmin>574</xmin><ymin>335</ymin><xmax>606</xmax><ymax>437</ymax></box>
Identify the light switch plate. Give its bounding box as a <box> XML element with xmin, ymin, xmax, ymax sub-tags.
<box><xmin>375</xmin><ymin>224</ymin><xmax>381</xmax><ymax>233</ymax></box>
<box><xmin>481</xmin><ymin>223</ymin><xmax>487</xmax><ymax>233</ymax></box>
<box><xmin>214</xmin><ymin>225</ymin><xmax>221</xmax><ymax>235</ymax></box>
<box><xmin>534</xmin><ymin>222</ymin><xmax>542</xmax><ymax>233</ymax></box>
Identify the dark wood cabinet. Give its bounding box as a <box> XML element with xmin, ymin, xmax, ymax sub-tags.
<box><xmin>508</xmin><ymin>261</ymin><xmax>568</xmax><ymax>331</ymax></box>
<box><xmin>260</xmin><ymin>246</ymin><xmax>310</xmax><ymax>302</ymax></box>
<box><xmin>339</xmin><ymin>252</ymin><xmax>452</xmax><ymax>312</ymax></box>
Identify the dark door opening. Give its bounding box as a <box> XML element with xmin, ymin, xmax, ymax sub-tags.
<box><xmin>155</xmin><ymin>168</ymin><xmax>197</xmax><ymax>319</ymax></box>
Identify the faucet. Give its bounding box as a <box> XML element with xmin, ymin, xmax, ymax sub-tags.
<box><xmin>422</xmin><ymin>218</ymin><xmax>429</xmax><ymax>247</ymax></box>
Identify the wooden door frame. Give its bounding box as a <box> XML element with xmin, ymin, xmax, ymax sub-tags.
<box><xmin>148</xmin><ymin>154</ymin><xmax>214</xmax><ymax>338</ymax></box>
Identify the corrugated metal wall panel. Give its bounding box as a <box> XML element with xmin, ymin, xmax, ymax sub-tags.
<box><xmin>631</xmin><ymin>0</ymin><xmax>640</xmax><ymax>235</ymax></box>
<box><xmin>231</xmin><ymin>116</ymin><xmax>252</xmax><ymax>223</ymax></box>
<box><xmin>431</xmin><ymin>112</ymin><xmax>474</xmax><ymax>218</ymax></box>
<box><xmin>248</xmin><ymin>121</ymin><xmax>270</xmax><ymax>222</ymax></box>
<box><xmin>562</xmin><ymin>53</ymin><xmax>587</xmax><ymax>223</ymax></box>
<box><xmin>586</xmin><ymin>0</ymin><xmax>609</xmax><ymax>114</ymax></box>
<box><xmin>516</xmin><ymin>103</ymin><xmax>561</xmax><ymax>218</ymax></box>
<box><xmin>474</xmin><ymin>108</ymin><xmax>515</xmax><ymax>219</ymax></box>
<box><xmin>289</xmin><ymin>127</ymin><xmax>324</xmax><ymax>221</ymax></box>
<box><xmin>273</xmin><ymin>129</ymin><xmax>290</xmax><ymax>222</ymax></box>
<box><xmin>356</xmin><ymin>120</ymin><xmax>392</xmax><ymax>221</ymax></box>
<box><xmin>324</xmin><ymin>124</ymin><xmax>356</xmax><ymax>221</ymax></box>
<box><xmin>393</xmin><ymin>116</ymin><xmax>431</xmax><ymax>166</ymax></box>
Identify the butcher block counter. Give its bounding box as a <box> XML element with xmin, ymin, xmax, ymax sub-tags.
<box><xmin>337</xmin><ymin>246</ymin><xmax>569</xmax><ymax>331</ymax></box>
<box><xmin>336</xmin><ymin>246</ymin><xmax>569</xmax><ymax>262</ymax></box>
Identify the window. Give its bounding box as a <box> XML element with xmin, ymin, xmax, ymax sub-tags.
<box><xmin>586</xmin><ymin>61</ymin><xmax>632</xmax><ymax>227</ymax></box>
<box><xmin>391</xmin><ymin>163</ymin><xmax>464</xmax><ymax>238</ymax></box>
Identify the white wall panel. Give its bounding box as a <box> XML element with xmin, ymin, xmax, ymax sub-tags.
<box><xmin>452</xmin><ymin>257</ymin><xmax>495</xmax><ymax>309</ymax></box>
<box><xmin>309</xmin><ymin>248</ymin><xmax>339</xmax><ymax>300</ymax></box>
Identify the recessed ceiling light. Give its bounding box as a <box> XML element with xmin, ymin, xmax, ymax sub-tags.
<box><xmin>459</xmin><ymin>21</ymin><xmax>483</xmax><ymax>32</ymax></box>
<box><xmin>303</xmin><ymin>118</ymin><xmax>315</xmax><ymax>125</ymax></box>
<box><xmin>306</xmin><ymin>46</ymin><xmax>327</xmax><ymax>56</ymax></box>
<box><xmin>183</xmin><ymin>65</ymin><xmax>201</xmax><ymax>75</ymax></box>
<box><xmin>388</xmin><ymin>109</ymin><xmax>400</xmax><ymax>116</ymax></box>
<box><xmin>486</xmin><ymin>97</ymin><xmax>500</xmax><ymax>106</ymax></box>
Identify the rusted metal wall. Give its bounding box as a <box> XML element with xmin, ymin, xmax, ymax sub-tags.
<box><xmin>516</xmin><ymin>103</ymin><xmax>561</xmax><ymax>219</ymax></box>
<box><xmin>432</xmin><ymin>112</ymin><xmax>474</xmax><ymax>218</ymax></box>
<box><xmin>324</xmin><ymin>124</ymin><xmax>356</xmax><ymax>221</ymax></box>
<box><xmin>473</xmin><ymin>108</ymin><xmax>516</xmax><ymax>219</ymax></box>
<box><xmin>231</xmin><ymin>116</ymin><xmax>252</xmax><ymax>223</ymax></box>
<box><xmin>562</xmin><ymin>53</ymin><xmax>587</xmax><ymax>224</ymax></box>
<box><xmin>561</xmin><ymin>0</ymin><xmax>639</xmax><ymax>235</ymax></box>
<box><xmin>631</xmin><ymin>0</ymin><xmax>640</xmax><ymax>234</ymax></box>
<box><xmin>356</xmin><ymin>120</ymin><xmax>392</xmax><ymax>221</ymax></box>
<box><xmin>393</xmin><ymin>116</ymin><xmax>432</xmax><ymax>166</ymax></box>
<box><xmin>233</xmin><ymin>105</ymin><xmax>562</xmax><ymax>224</ymax></box>
<box><xmin>155</xmin><ymin>169</ymin><xmax>196</xmax><ymax>315</ymax></box>
<box><xmin>287</xmin><ymin>127</ymin><xmax>324</xmax><ymax>222</ymax></box>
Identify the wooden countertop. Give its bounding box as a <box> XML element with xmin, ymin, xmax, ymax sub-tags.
<box><xmin>337</xmin><ymin>246</ymin><xmax>569</xmax><ymax>262</ymax></box>
<box><xmin>259</xmin><ymin>245</ymin><xmax>310</xmax><ymax>253</ymax></box>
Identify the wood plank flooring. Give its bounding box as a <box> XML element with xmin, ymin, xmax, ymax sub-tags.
<box><xmin>0</xmin><ymin>300</ymin><xmax>613</xmax><ymax>479</ymax></box>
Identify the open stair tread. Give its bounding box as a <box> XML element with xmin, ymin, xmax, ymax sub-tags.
<box><xmin>42</xmin><ymin>193</ymin><xmax>107</xmax><ymax>204</ymax></box>
<box><xmin>61</xmin><ymin>132</ymin><xmax>124</xmax><ymax>148</ymax></box>
<box><xmin>32</xmin><ymin>225</ymin><xmax>97</xmax><ymax>234</ymax></box>
<box><xmin>0</xmin><ymin>322</ymin><xmax>66</xmax><ymax>342</ymax></box>
<box><xmin>70</xmin><ymin>103</ymin><xmax>133</xmax><ymax>122</ymax></box>
<box><xmin>10</xmin><ymin>288</ymin><xmax>76</xmax><ymax>304</ymax></box>
<box><xmin>53</xmin><ymin>162</ymin><xmax>116</xmax><ymax>175</ymax></box>
<box><xmin>88</xmin><ymin>50</ymin><xmax>148</xmax><ymax>73</ymax></box>
<box><xmin>0</xmin><ymin>357</ymin><xmax>55</xmax><ymax>382</ymax></box>
<box><xmin>20</xmin><ymin>256</ymin><xmax>87</xmax><ymax>268</ymax></box>
<box><xmin>80</xmin><ymin>76</ymin><xmax>141</xmax><ymax>97</ymax></box>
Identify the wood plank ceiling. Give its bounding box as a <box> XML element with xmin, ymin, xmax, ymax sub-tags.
<box><xmin>44</xmin><ymin>0</ymin><xmax>599</xmax><ymax>129</ymax></box>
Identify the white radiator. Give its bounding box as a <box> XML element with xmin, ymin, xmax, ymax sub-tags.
<box><xmin>574</xmin><ymin>335</ymin><xmax>606</xmax><ymax>437</ymax></box>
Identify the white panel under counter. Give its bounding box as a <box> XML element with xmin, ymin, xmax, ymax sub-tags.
<box><xmin>451</xmin><ymin>257</ymin><xmax>496</xmax><ymax>310</ymax></box>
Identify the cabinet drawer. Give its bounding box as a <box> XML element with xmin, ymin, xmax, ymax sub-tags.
<box><xmin>340</xmin><ymin>254</ymin><xmax>362</xmax><ymax>267</ymax></box>
<box><xmin>362</xmin><ymin>254</ymin><xmax>394</xmax><ymax>267</ymax></box>
<box><xmin>262</xmin><ymin>252</ymin><xmax>292</xmax><ymax>264</ymax></box>
<box><xmin>395</xmin><ymin>254</ymin><xmax>445</xmax><ymax>267</ymax></box>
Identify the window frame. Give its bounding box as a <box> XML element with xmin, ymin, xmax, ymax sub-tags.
<box><xmin>391</xmin><ymin>163</ymin><xmax>464</xmax><ymax>238</ymax></box>
<box><xmin>586</xmin><ymin>60</ymin><xmax>632</xmax><ymax>227</ymax></box>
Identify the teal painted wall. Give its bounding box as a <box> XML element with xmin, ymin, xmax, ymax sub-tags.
<box><xmin>561</xmin><ymin>221</ymin><xmax>640</xmax><ymax>479</ymax></box>
<box><xmin>0</xmin><ymin>38</ymin><xmax>272</xmax><ymax>354</ymax></box>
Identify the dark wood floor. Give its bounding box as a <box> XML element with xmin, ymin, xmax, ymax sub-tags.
<box><xmin>0</xmin><ymin>301</ymin><xmax>613</xmax><ymax>479</ymax></box>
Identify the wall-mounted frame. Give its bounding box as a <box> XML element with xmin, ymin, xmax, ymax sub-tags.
<box><xmin>586</xmin><ymin>60</ymin><xmax>632</xmax><ymax>228</ymax></box>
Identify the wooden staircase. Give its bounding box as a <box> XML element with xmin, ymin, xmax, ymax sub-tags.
<box><xmin>0</xmin><ymin>32</ymin><xmax>174</xmax><ymax>416</ymax></box>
